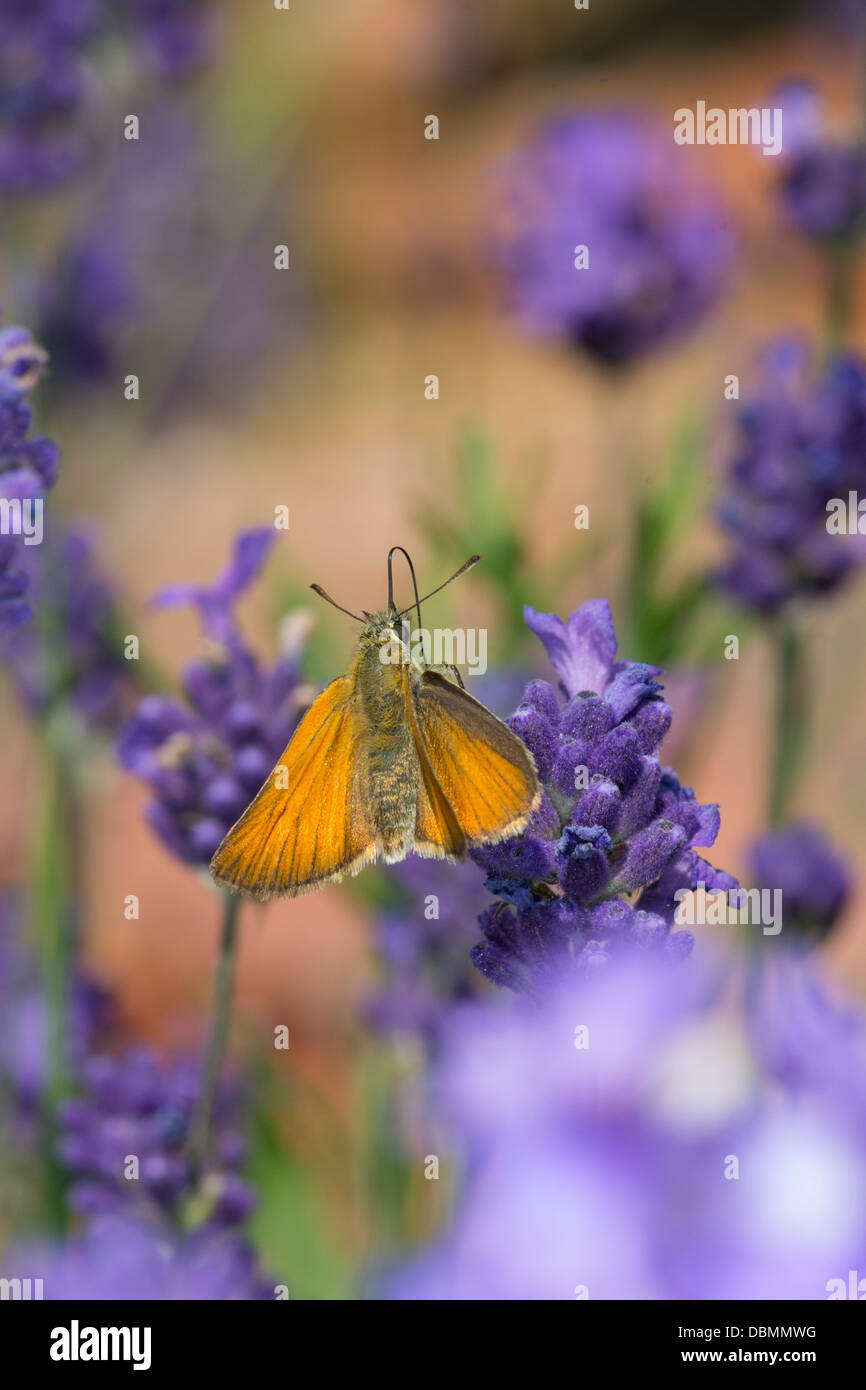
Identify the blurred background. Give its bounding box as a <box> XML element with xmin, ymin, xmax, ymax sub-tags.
<box><xmin>1</xmin><ymin>0</ymin><xmax>865</xmax><ymax>1298</ymax></box>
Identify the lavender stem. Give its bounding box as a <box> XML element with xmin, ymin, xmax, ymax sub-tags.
<box><xmin>190</xmin><ymin>891</ymin><xmax>241</xmax><ymax>1183</ymax></box>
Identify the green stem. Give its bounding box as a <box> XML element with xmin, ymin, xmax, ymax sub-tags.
<box><xmin>189</xmin><ymin>892</ymin><xmax>242</xmax><ymax>1183</ymax></box>
<box><xmin>768</xmin><ymin>619</ymin><xmax>807</xmax><ymax>828</ymax></box>
<box><xmin>824</xmin><ymin>240</ymin><xmax>856</xmax><ymax>358</ymax></box>
<box><xmin>32</xmin><ymin>724</ymin><xmax>81</xmax><ymax>1232</ymax></box>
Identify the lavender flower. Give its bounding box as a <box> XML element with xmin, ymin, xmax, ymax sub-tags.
<box><xmin>367</xmin><ymin>857</ymin><xmax>491</xmax><ymax>1040</ymax></box>
<box><xmin>118</xmin><ymin>528</ymin><xmax>307</xmax><ymax>867</ymax></box>
<box><xmin>0</xmin><ymin>895</ymin><xmax>106</xmax><ymax>1115</ymax></box>
<box><xmin>494</xmin><ymin>111</ymin><xmax>734</xmax><ymax>367</ymax></box>
<box><xmin>775</xmin><ymin>81</ymin><xmax>866</xmax><ymax>242</ymax></box>
<box><xmin>8</xmin><ymin>1214</ymin><xmax>270</xmax><ymax>1299</ymax></box>
<box><xmin>0</xmin><ymin>313</ymin><xmax>56</xmax><ymax>630</ymax></box>
<box><xmin>750</xmin><ymin>823</ymin><xmax>850</xmax><ymax>940</ymax></box>
<box><xmin>58</xmin><ymin>1047</ymin><xmax>255</xmax><ymax>1229</ymax></box>
<box><xmin>0</xmin><ymin>2</ymin><xmax>218</xmax><ymax>193</ymax></box>
<box><xmin>470</xmin><ymin>600</ymin><xmax>733</xmax><ymax>993</ymax></box>
<box><xmin>1</xmin><ymin>896</ymin><xmax>265</xmax><ymax>1295</ymax></box>
<box><xmin>0</xmin><ymin>0</ymin><xmax>100</xmax><ymax>191</ymax></box>
<box><xmin>122</xmin><ymin>0</ymin><xmax>219</xmax><ymax>79</ymax></box>
<box><xmin>31</xmin><ymin>101</ymin><xmax>303</xmax><ymax>406</ymax></box>
<box><xmin>386</xmin><ymin>951</ymin><xmax>866</xmax><ymax>1300</ymax></box>
<box><xmin>0</xmin><ymin>524</ymin><xmax>131</xmax><ymax>730</ymax></box>
<box><xmin>0</xmin><ymin>323</ymin><xmax>50</xmax><ymax>398</ymax></box>
<box><xmin>36</xmin><ymin>236</ymin><xmax>136</xmax><ymax>384</ymax></box>
<box><xmin>715</xmin><ymin>339</ymin><xmax>866</xmax><ymax>612</ymax></box>
<box><xmin>32</xmin><ymin>101</ymin><xmax>203</xmax><ymax>389</ymax></box>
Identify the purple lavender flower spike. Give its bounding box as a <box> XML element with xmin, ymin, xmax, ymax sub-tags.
<box><xmin>524</xmin><ymin>600</ymin><xmax>616</xmax><ymax>698</ymax></box>
<box><xmin>154</xmin><ymin>528</ymin><xmax>276</xmax><ymax>642</ymax></box>
<box><xmin>0</xmin><ymin>895</ymin><xmax>108</xmax><ymax>1122</ymax></box>
<box><xmin>494</xmin><ymin>111</ymin><xmax>734</xmax><ymax>367</ymax></box>
<box><xmin>57</xmin><ymin>1046</ymin><xmax>253</xmax><ymax>1229</ymax></box>
<box><xmin>0</xmin><ymin>326</ymin><xmax>50</xmax><ymax>400</ymax></box>
<box><xmin>749</xmin><ymin>823</ymin><xmax>850</xmax><ymax>939</ymax></box>
<box><xmin>774</xmin><ymin>81</ymin><xmax>866</xmax><ymax>242</ymax></box>
<box><xmin>0</xmin><ymin>2</ymin><xmax>99</xmax><ymax>192</ymax></box>
<box><xmin>715</xmin><ymin>339</ymin><xmax>866</xmax><ymax>612</ymax></box>
<box><xmin>1</xmin><ymin>524</ymin><xmax>132</xmax><ymax>730</ymax></box>
<box><xmin>8</xmin><ymin>1215</ymin><xmax>271</xmax><ymax>1300</ymax></box>
<box><xmin>365</xmin><ymin>856</ymin><xmax>493</xmax><ymax>1041</ymax></box>
<box><xmin>472</xmin><ymin>600</ymin><xmax>734</xmax><ymax>991</ymax></box>
<box><xmin>123</xmin><ymin>0</ymin><xmax>220</xmax><ymax>80</ymax></box>
<box><xmin>0</xmin><ymin>3</ymin><xmax>221</xmax><ymax>193</ymax></box>
<box><xmin>119</xmin><ymin>528</ymin><xmax>307</xmax><ymax>867</ymax></box>
<box><xmin>0</xmin><ymin>309</ymin><xmax>57</xmax><ymax>630</ymax></box>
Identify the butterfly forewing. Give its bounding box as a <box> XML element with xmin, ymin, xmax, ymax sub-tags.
<box><xmin>210</xmin><ymin>676</ymin><xmax>377</xmax><ymax>900</ymax></box>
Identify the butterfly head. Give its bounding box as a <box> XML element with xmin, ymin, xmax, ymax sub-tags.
<box><xmin>309</xmin><ymin>550</ymin><xmax>481</xmax><ymax>637</ymax></box>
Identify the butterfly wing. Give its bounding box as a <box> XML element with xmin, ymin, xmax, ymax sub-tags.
<box><xmin>407</xmin><ymin>667</ymin><xmax>540</xmax><ymax>855</ymax></box>
<box><xmin>210</xmin><ymin>676</ymin><xmax>377</xmax><ymax>900</ymax></box>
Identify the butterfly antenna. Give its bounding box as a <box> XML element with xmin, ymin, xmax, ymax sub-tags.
<box><xmin>395</xmin><ymin>554</ymin><xmax>481</xmax><ymax>618</ymax></box>
<box><xmin>387</xmin><ymin>546</ymin><xmax>423</xmax><ymax>629</ymax></box>
<box><xmin>309</xmin><ymin>584</ymin><xmax>364</xmax><ymax>624</ymax></box>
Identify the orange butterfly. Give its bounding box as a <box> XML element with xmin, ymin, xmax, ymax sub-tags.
<box><xmin>210</xmin><ymin>549</ymin><xmax>541</xmax><ymax>900</ymax></box>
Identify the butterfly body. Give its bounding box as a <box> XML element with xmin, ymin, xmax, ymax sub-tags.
<box><xmin>210</xmin><ymin>571</ymin><xmax>541</xmax><ymax>901</ymax></box>
<box><xmin>352</xmin><ymin>612</ymin><xmax>424</xmax><ymax>862</ymax></box>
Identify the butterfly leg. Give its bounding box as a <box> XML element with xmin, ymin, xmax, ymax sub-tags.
<box><xmin>425</xmin><ymin>662</ymin><xmax>464</xmax><ymax>689</ymax></box>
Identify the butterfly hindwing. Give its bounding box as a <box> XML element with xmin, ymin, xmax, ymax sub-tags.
<box><xmin>210</xmin><ymin>676</ymin><xmax>377</xmax><ymax>900</ymax></box>
<box><xmin>407</xmin><ymin>667</ymin><xmax>540</xmax><ymax>852</ymax></box>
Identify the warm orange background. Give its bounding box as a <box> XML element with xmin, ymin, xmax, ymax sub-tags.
<box><xmin>1</xmin><ymin>2</ymin><xmax>863</xmax><ymax>1089</ymax></box>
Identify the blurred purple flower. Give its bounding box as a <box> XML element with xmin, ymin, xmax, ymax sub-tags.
<box><xmin>0</xmin><ymin>0</ymin><xmax>100</xmax><ymax>191</ymax></box>
<box><xmin>367</xmin><ymin>857</ymin><xmax>491</xmax><ymax>1040</ymax></box>
<box><xmin>715</xmin><ymin>339</ymin><xmax>866</xmax><ymax>612</ymax></box>
<box><xmin>122</xmin><ymin>0</ymin><xmax>220</xmax><ymax>79</ymax></box>
<box><xmin>30</xmin><ymin>100</ymin><xmax>304</xmax><ymax>408</ymax></box>
<box><xmin>749</xmin><ymin>822</ymin><xmax>850</xmax><ymax>939</ymax></box>
<box><xmin>0</xmin><ymin>1</ymin><xmax>220</xmax><ymax>193</ymax></box>
<box><xmin>0</xmin><ymin>895</ymin><xmax>106</xmax><ymax>1115</ymax></box>
<box><xmin>775</xmin><ymin>81</ymin><xmax>866</xmax><ymax>242</ymax></box>
<box><xmin>0</xmin><ymin>524</ymin><xmax>132</xmax><ymax>730</ymax></box>
<box><xmin>7</xmin><ymin>1214</ymin><xmax>270</xmax><ymax>1299</ymax></box>
<box><xmin>58</xmin><ymin>1047</ymin><xmax>254</xmax><ymax>1230</ymax></box>
<box><xmin>494</xmin><ymin>111</ymin><xmax>734</xmax><ymax>367</ymax></box>
<box><xmin>0</xmin><ymin>324</ymin><xmax>50</xmax><ymax>400</ymax></box>
<box><xmin>36</xmin><ymin>237</ymin><xmax>136</xmax><ymax>382</ymax></box>
<box><xmin>385</xmin><ymin>951</ymin><xmax>866</xmax><ymax>1299</ymax></box>
<box><xmin>0</xmin><ymin>310</ymin><xmax>56</xmax><ymax>630</ymax></box>
<box><xmin>1</xmin><ymin>892</ymin><xmax>264</xmax><ymax>1287</ymax></box>
<box><xmin>118</xmin><ymin>527</ymin><xmax>308</xmax><ymax>867</ymax></box>
<box><xmin>31</xmin><ymin>101</ymin><xmax>204</xmax><ymax>388</ymax></box>
<box><xmin>748</xmin><ymin>951</ymin><xmax>866</xmax><ymax>1129</ymax></box>
<box><xmin>470</xmin><ymin>600</ymin><xmax>733</xmax><ymax>993</ymax></box>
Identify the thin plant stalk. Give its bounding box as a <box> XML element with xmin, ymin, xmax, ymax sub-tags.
<box><xmin>768</xmin><ymin>618</ymin><xmax>807</xmax><ymax>828</ymax></box>
<box><xmin>189</xmin><ymin>891</ymin><xmax>242</xmax><ymax>1184</ymax></box>
<box><xmin>32</xmin><ymin>720</ymin><xmax>82</xmax><ymax>1232</ymax></box>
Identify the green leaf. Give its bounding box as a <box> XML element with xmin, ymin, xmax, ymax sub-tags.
<box><xmin>247</xmin><ymin>1077</ymin><xmax>355</xmax><ymax>1301</ymax></box>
